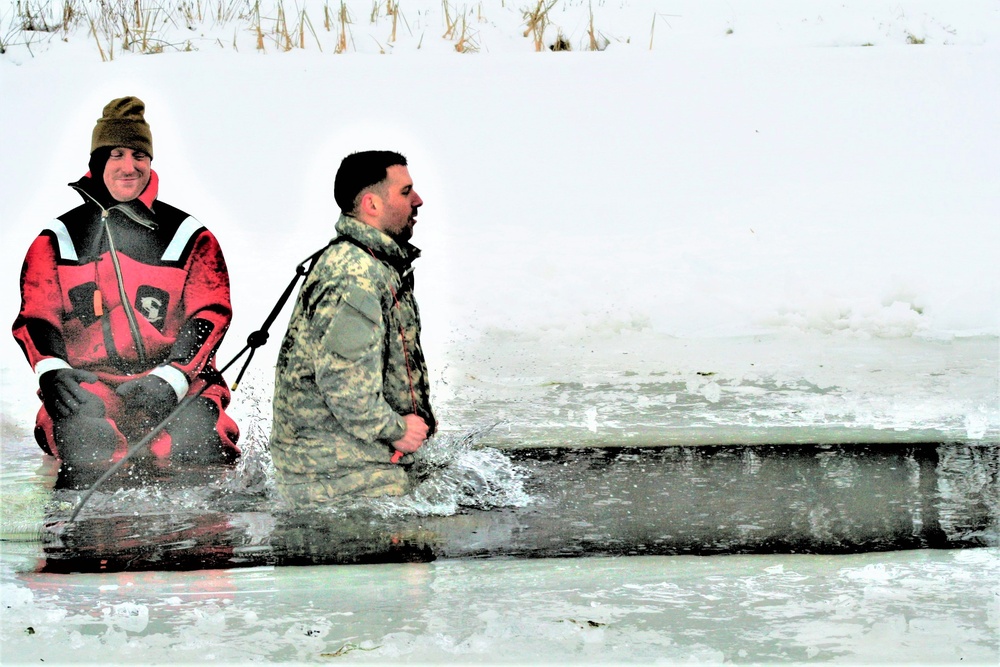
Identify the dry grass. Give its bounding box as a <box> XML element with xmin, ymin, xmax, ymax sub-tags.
<box><xmin>586</xmin><ymin>0</ymin><xmax>606</xmax><ymax>51</ymax></box>
<box><xmin>2</xmin><ymin>0</ymin><xmax>316</xmax><ymax>56</ymax></box>
<box><xmin>84</xmin><ymin>0</ymin><xmax>197</xmax><ymax>59</ymax></box>
<box><xmin>298</xmin><ymin>5</ymin><xmax>321</xmax><ymax>49</ymax></box>
<box><xmin>333</xmin><ymin>0</ymin><xmax>350</xmax><ymax>52</ymax></box>
<box><xmin>521</xmin><ymin>0</ymin><xmax>555</xmax><ymax>51</ymax></box>
<box><xmin>440</xmin><ymin>0</ymin><xmax>455</xmax><ymax>39</ymax></box>
<box><xmin>548</xmin><ymin>28</ymin><xmax>567</xmax><ymax>50</ymax></box>
<box><xmin>368</xmin><ymin>0</ymin><xmax>406</xmax><ymax>44</ymax></box>
<box><xmin>2</xmin><ymin>0</ymin><xmax>82</xmax><ymax>54</ymax></box>
<box><xmin>440</xmin><ymin>1</ymin><xmax>476</xmax><ymax>52</ymax></box>
<box><xmin>1</xmin><ymin>0</ymin><xmax>591</xmax><ymax>59</ymax></box>
<box><xmin>453</xmin><ymin>9</ymin><xmax>476</xmax><ymax>51</ymax></box>
<box><xmin>386</xmin><ymin>0</ymin><xmax>400</xmax><ymax>42</ymax></box>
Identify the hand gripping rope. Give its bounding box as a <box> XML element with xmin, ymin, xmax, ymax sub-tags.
<box><xmin>67</xmin><ymin>246</ymin><xmax>328</xmax><ymax>523</ymax></box>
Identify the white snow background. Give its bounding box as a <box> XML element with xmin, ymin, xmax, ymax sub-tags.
<box><xmin>1</xmin><ymin>0</ymin><xmax>998</xmax><ymax>448</ymax></box>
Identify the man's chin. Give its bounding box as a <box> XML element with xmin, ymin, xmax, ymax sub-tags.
<box><xmin>392</xmin><ymin>225</ymin><xmax>414</xmax><ymax>243</ymax></box>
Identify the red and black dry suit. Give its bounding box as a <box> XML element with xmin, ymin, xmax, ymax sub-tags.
<box><xmin>12</xmin><ymin>171</ymin><xmax>240</xmax><ymax>460</ymax></box>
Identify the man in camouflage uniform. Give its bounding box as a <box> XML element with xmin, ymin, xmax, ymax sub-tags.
<box><xmin>270</xmin><ymin>151</ymin><xmax>435</xmax><ymax>504</ymax></box>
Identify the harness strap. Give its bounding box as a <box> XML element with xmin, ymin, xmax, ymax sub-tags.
<box><xmin>229</xmin><ymin>243</ymin><xmax>329</xmax><ymax>389</ymax></box>
<box><xmin>232</xmin><ymin>235</ymin><xmax>403</xmax><ymax>390</ymax></box>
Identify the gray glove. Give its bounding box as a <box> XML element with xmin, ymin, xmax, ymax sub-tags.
<box><xmin>39</xmin><ymin>368</ymin><xmax>100</xmax><ymax>418</ymax></box>
<box><xmin>115</xmin><ymin>375</ymin><xmax>178</xmax><ymax>424</ymax></box>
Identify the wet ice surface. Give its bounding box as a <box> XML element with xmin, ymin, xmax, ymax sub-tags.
<box><xmin>438</xmin><ymin>332</ymin><xmax>1000</xmax><ymax>447</ymax></box>
<box><xmin>2</xmin><ymin>549</ymin><xmax>998</xmax><ymax>664</ymax></box>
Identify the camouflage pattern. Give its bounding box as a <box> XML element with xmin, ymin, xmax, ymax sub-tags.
<box><xmin>270</xmin><ymin>215</ymin><xmax>435</xmax><ymax>505</ymax></box>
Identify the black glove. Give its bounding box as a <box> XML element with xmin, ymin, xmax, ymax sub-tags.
<box><xmin>39</xmin><ymin>368</ymin><xmax>101</xmax><ymax>418</ymax></box>
<box><xmin>115</xmin><ymin>375</ymin><xmax>178</xmax><ymax>424</ymax></box>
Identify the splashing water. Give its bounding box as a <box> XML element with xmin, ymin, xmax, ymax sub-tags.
<box><xmin>213</xmin><ymin>374</ymin><xmax>531</xmax><ymax>516</ymax></box>
<box><xmin>218</xmin><ymin>374</ymin><xmax>531</xmax><ymax>517</ymax></box>
<box><xmin>371</xmin><ymin>421</ymin><xmax>532</xmax><ymax>517</ymax></box>
<box><xmin>46</xmin><ymin>420</ymin><xmax>530</xmax><ymax>525</ymax></box>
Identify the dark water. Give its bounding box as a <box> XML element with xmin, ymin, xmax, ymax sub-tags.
<box><xmin>30</xmin><ymin>442</ymin><xmax>998</xmax><ymax>573</ymax></box>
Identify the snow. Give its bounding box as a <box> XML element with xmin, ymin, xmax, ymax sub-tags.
<box><xmin>1</xmin><ymin>0</ymin><xmax>998</xmax><ymax>445</ymax></box>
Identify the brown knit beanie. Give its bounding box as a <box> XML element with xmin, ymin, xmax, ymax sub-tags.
<box><xmin>91</xmin><ymin>96</ymin><xmax>153</xmax><ymax>158</ymax></box>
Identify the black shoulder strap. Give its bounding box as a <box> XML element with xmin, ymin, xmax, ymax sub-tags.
<box><xmin>227</xmin><ymin>242</ymin><xmax>331</xmax><ymax>389</ymax></box>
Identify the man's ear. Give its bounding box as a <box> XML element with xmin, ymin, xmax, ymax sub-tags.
<box><xmin>359</xmin><ymin>190</ymin><xmax>380</xmax><ymax>217</ymax></box>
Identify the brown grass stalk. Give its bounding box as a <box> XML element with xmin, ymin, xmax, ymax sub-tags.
<box><xmin>335</xmin><ymin>0</ymin><xmax>350</xmax><ymax>53</ymax></box>
<box><xmin>87</xmin><ymin>12</ymin><xmax>108</xmax><ymax>61</ymax></box>
<box><xmin>442</xmin><ymin>0</ymin><xmax>456</xmax><ymax>39</ymax></box>
<box><xmin>389</xmin><ymin>0</ymin><xmax>398</xmax><ymax>41</ymax></box>
<box><xmin>522</xmin><ymin>0</ymin><xmax>557</xmax><ymax>52</ymax></box>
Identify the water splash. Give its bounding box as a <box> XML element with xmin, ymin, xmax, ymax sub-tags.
<box><xmin>217</xmin><ymin>414</ymin><xmax>275</xmax><ymax>498</ymax></box>
<box><xmin>23</xmin><ymin>366</ymin><xmax>529</xmax><ymax>527</ymax></box>
<box><xmin>219</xmin><ymin>371</ymin><xmax>277</xmax><ymax>498</ymax></box>
<box><xmin>370</xmin><ymin>421</ymin><xmax>532</xmax><ymax>517</ymax></box>
<box><xmin>223</xmin><ymin>375</ymin><xmax>532</xmax><ymax>517</ymax></box>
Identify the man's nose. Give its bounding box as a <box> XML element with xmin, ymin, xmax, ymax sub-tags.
<box><xmin>412</xmin><ymin>191</ymin><xmax>423</xmax><ymax>208</ymax></box>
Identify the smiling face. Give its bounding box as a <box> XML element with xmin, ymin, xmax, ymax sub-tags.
<box><xmin>371</xmin><ymin>165</ymin><xmax>423</xmax><ymax>242</ymax></box>
<box><xmin>103</xmin><ymin>147</ymin><xmax>151</xmax><ymax>202</ymax></box>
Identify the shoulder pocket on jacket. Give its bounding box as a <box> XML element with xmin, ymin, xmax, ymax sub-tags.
<box><xmin>328</xmin><ymin>288</ymin><xmax>381</xmax><ymax>360</ymax></box>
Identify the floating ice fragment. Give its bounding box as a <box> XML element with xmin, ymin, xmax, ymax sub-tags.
<box><xmin>964</xmin><ymin>411</ymin><xmax>988</xmax><ymax>439</ymax></box>
<box><xmin>701</xmin><ymin>382</ymin><xmax>722</xmax><ymax>403</ymax></box>
<box><xmin>1</xmin><ymin>584</ymin><xmax>33</xmax><ymax>607</ymax></box>
<box><xmin>106</xmin><ymin>603</ymin><xmax>149</xmax><ymax>633</ymax></box>
<box><xmin>843</xmin><ymin>563</ymin><xmax>891</xmax><ymax>581</ymax></box>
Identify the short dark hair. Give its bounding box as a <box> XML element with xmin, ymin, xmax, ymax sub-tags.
<box><xmin>334</xmin><ymin>150</ymin><xmax>408</xmax><ymax>214</ymax></box>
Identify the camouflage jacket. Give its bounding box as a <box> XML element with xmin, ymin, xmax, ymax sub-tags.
<box><xmin>270</xmin><ymin>215</ymin><xmax>435</xmax><ymax>502</ymax></box>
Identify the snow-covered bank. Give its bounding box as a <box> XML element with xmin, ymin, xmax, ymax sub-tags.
<box><xmin>3</xmin><ymin>0</ymin><xmax>1000</xmax><ymax>59</ymax></box>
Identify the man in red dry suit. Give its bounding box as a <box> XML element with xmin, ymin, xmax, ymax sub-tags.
<box><xmin>12</xmin><ymin>96</ymin><xmax>240</xmax><ymax>488</ymax></box>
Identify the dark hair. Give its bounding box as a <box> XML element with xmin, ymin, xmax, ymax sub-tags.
<box><xmin>334</xmin><ymin>151</ymin><xmax>408</xmax><ymax>214</ymax></box>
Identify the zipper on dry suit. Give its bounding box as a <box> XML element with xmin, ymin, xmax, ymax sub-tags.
<box><xmin>100</xmin><ymin>209</ymin><xmax>149</xmax><ymax>366</ymax></box>
<box><xmin>74</xmin><ymin>181</ymin><xmax>153</xmax><ymax>368</ymax></box>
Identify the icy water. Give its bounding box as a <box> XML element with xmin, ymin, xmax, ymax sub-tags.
<box><xmin>1</xmin><ymin>334</ymin><xmax>998</xmax><ymax>663</ymax></box>
<box><xmin>2</xmin><ymin>426</ymin><xmax>999</xmax><ymax>663</ymax></box>
<box><xmin>11</xmin><ymin>442</ymin><xmax>1000</xmax><ymax>572</ymax></box>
